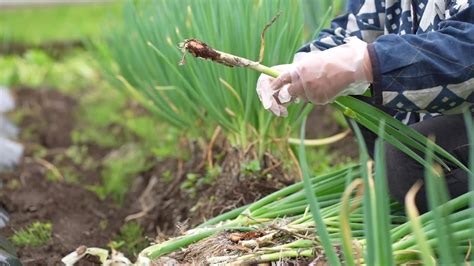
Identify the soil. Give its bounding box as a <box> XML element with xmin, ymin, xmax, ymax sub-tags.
<box><xmin>0</xmin><ymin>40</ymin><xmax>84</xmax><ymax>58</ymax></box>
<box><xmin>306</xmin><ymin>105</ymin><xmax>359</xmax><ymax>162</ymax></box>
<box><xmin>0</xmin><ymin>87</ymin><xmax>132</xmax><ymax>265</ymax></box>
<box><xmin>0</xmin><ymin>87</ymin><xmax>296</xmax><ymax>265</ymax></box>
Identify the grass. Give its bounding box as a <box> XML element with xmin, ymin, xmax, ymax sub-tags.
<box><xmin>0</xmin><ymin>3</ymin><xmax>121</xmax><ymax>44</ymax></box>
<box><xmin>0</xmin><ymin>49</ymin><xmax>99</xmax><ymax>93</ymax></box>
<box><xmin>11</xmin><ymin>221</ymin><xmax>52</xmax><ymax>247</ymax></box>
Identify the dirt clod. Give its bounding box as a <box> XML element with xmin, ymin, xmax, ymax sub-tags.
<box><xmin>180</xmin><ymin>39</ymin><xmax>221</xmax><ymax>61</ymax></box>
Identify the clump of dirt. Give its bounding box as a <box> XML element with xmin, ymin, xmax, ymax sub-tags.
<box><xmin>179</xmin><ymin>39</ymin><xmax>222</xmax><ymax>65</ymax></box>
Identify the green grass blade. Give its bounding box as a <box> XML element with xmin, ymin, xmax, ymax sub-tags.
<box><xmin>424</xmin><ymin>142</ymin><xmax>461</xmax><ymax>264</ymax></box>
<box><xmin>299</xmin><ymin>118</ymin><xmax>341</xmax><ymax>266</ymax></box>
<box><xmin>339</xmin><ymin>178</ymin><xmax>362</xmax><ymax>266</ymax></box>
<box><xmin>405</xmin><ymin>182</ymin><xmax>436</xmax><ymax>266</ymax></box>
<box><xmin>336</xmin><ymin>96</ymin><xmax>469</xmax><ymax>173</ymax></box>
<box><xmin>349</xmin><ymin>120</ymin><xmax>375</xmax><ymax>266</ymax></box>
<box><xmin>373</xmin><ymin>122</ymin><xmax>395</xmax><ymax>266</ymax></box>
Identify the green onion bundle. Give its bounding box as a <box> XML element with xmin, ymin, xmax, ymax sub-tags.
<box><xmin>137</xmin><ymin>164</ymin><xmax>473</xmax><ymax>265</ymax></box>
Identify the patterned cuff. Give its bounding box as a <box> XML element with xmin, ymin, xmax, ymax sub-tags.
<box><xmin>367</xmin><ymin>43</ymin><xmax>383</xmax><ymax>105</ymax></box>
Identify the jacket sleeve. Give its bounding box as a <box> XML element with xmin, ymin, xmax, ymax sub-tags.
<box><xmin>368</xmin><ymin>3</ymin><xmax>474</xmax><ymax>114</ymax></box>
<box><xmin>297</xmin><ymin>0</ymin><xmax>385</xmax><ymax>53</ymax></box>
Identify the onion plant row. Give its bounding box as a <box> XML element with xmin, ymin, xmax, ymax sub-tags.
<box><xmin>99</xmin><ymin>0</ymin><xmax>308</xmax><ymax>156</ymax></box>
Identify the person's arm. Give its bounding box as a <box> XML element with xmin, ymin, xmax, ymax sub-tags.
<box><xmin>297</xmin><ymin>0</ymin><xmax>384</xmax><ymax>54</ymax></box>
<box><xmin>369</xmin><ymin>3</ymin><xmax>474</xmax><ymax>114</ymax></box>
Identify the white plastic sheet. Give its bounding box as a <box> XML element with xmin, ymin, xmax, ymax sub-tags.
<box><xmin>0</xmin><ymin>87</ymin><xmax>23</xmax><ymax>170</ymax></box>
<box><xmin>0</xmin><ymin>138</ymin><xmax>23</xmax><ymax>171</ymax></box>
<box><xmin>0</xmin><ymin>87</ymin><xmax>15</xmax><ymax>113</ymax></box>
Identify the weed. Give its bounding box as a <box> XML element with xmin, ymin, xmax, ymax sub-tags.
<box><xmin>109</xmin><ymin>222</ymin><xmax>148</xmax><ymax>258</ymax></box>
<box><xmin>161</xmin><ymin>170</ymin><xmax>174</xmax><ymax>183</ymax></box>
<box><xmin>89</xmin><ymin>144</ymin><xmax>150</xmax><ymax>204</ymax></box>
<box><xmin>11</xmin><ymin>222</ymin><xmax>52</xmax><ymax>247</ymax></box>
<box><xmin>180</xmin><ymin>166</ymin><xmax>222</xmax><ymax>198</ymax></box>
<box><xmin>241</xmin><ymin>160</ymin><xmax>261</xmax><ymax>174</ymax></box>
<box><xmin>64</xmin><ymin>145</ymin><xmax>88</xmax><ymax>165</ymax></box>
<box><xmin>181</xmin><ymin>173</ymin><xmax>200</xmax><ymax>191</ymax></box>
<box><xmin>203</xmin><ymin>166</ymin><xmax>221</xmax><ymax>185</ymax></box>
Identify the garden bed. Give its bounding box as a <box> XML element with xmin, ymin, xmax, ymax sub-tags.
<box><xmin>0</xmin><ymin>87</ymin><xmax>309</xmax><ymax>264</ymax></box>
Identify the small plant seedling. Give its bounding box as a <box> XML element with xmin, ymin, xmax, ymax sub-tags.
<box><xmin>241</xmin><ymin>160</ymin><xmax>261</xmax><ymax>174</ymax></box>
<box><xmin>181</xmin><ymin>173</ymin><xmax>199</xmax><ymax>191</ymax></box>
<box><xmin>110</xmin><ymin>222</ymin><xmax>148</xmax><ymax>257</ymax></box>
<box><xmin>89</xmin><ymin>144</ymin><xmax>150</xmax><ymax>204</ymax></box>
<box><xmin>202</xmin><ymin>166</ymin><xmax>221</xmax><ymax>185</ymax></box>
<box><xmin>161</xmin><ymin>170</ymin><xmax>173</xmax><ymax>183</ymax></box>
<box><xmin>181</xmin><ymin>167</ymin><xmax>222</xmax><ymax>196</ymax></box>
<box><xmin>11</xmin><ymin>221</ymin><xmax>52</xmax><ymax>247</ymax></box>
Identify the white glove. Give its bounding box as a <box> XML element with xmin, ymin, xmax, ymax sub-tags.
<box><xmin>256</xmin><ymin>37</ymin><xmax>373</xmax><ymax>116</ymax></box>
<box><xmin>274</xmin><ymin>37</ymin><xmax>373</xmax><ymax>105</ymax></box>
<box><xmin>256</xmin><ymin>64</ymin><xmax>293</xmax><ymax>117</ymax></box>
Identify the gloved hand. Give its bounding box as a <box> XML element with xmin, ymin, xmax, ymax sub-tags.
<box><xmin>256</xmin><ymin>37</ymin><xmax>373</xmax><ymax>116</ymax></box>
<box><xmin>256</xmin><ymin>64</ymin><xmax>293</xmax><ymax>117</ymax></box>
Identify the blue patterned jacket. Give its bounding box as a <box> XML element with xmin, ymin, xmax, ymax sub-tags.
<box><xmin>297</xmin><ymin>0</ymin><xmax>474</xmax><ymax>124</ymax></box>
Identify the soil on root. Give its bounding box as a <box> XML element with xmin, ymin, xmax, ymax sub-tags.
<box><xmin>0</xmin><ymin>87</ymin><xmax>290</xmax><ymax>265</ymax></box>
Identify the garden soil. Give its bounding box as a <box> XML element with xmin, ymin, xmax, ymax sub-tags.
<box><xmin>0</xmin><ymin>87</ymin><xmax>331</xmax><ymax>265</ymax></box>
